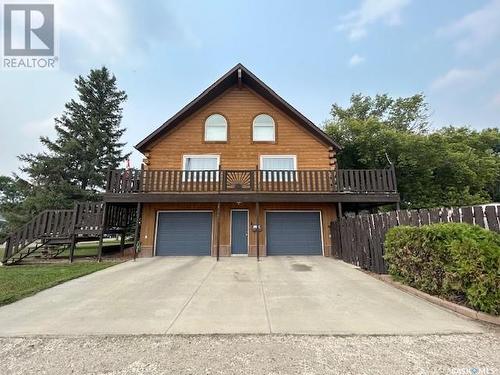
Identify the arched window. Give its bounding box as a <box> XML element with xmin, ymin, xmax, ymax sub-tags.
<box><xmin>204</xmin><ymin>114</ymin><xmax>227</xmax><ymax>141</ymax></box>
<box><xmin>253</xmin><ymin>114</ymin><xmax>275</xmax><ymax>142</ymax></box>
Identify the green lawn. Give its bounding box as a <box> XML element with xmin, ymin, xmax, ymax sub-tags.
<box><xmin>0</xmin><ymin>262</ymin><xmax>117</xmax><ymax>306</ymax></box>
<box><xmin>56</xmin><ymin>240</ymin><xmax>131</xmax><ymax>258</ymax></box>
<box><xmin>0</xmin><ymin>239</ymin><xmax>133</xmax><ymax>260</ymax></box>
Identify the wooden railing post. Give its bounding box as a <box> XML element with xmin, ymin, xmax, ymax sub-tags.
<box><xmin>390</xmin><ymin>163</ymin><xmax>397</xmax><ymax>192</ymax></box>
<box><xmin>105</xmin><ymin>168</ymin><xmax>111</xmax><ymax>192</ymax></box>
<box><xmin>255</xmin><ymin>165</ymin><xmax>259</xmax><ymax>192</ymax></box>
<box><xmin>218</xmin><ymin>165</ymin><xmax>222</xmax><ymax>193</ymax></box>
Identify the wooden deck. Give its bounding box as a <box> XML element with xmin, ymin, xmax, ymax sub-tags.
<box><xmin>104</xmin><ymin>168</ymin><xmax>399</xmax><ymax>203</ymax></box>
<box><xmin>2</xmin><ymin>202</ymin><xmax>137</xmax><ymax>265</ymax></box>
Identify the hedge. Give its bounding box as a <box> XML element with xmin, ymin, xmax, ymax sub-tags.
<box><xmin>384</xmin><ymin>223</ymin><xmax>500</xmax><ymax>315</ymax></box>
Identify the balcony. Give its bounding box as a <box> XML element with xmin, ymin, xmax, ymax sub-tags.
<box><xmin>104</xmin><ymin>168</ymin><xmax>399</xmax><ymax>204</ymax></box>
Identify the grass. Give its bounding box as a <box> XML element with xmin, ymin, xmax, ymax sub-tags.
<box><xmin>0</xmin><ymin>239</ymin><xmax>133</xmax><ymax>260</ymax></box>
<box><xmin>0</xmin><ymin>262</ymin><xmax>117</xmax><ymax>306</ymax></box>
<box><xmin>56</xmin><ymin>240</ymin><xmax>132</xmax><ymax>258</ymax></box>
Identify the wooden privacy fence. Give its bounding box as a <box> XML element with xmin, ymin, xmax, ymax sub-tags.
<box><xmin>330</xmin><ymin>204</ymin><xmax>500</xmax><ymax>274</ymax></box>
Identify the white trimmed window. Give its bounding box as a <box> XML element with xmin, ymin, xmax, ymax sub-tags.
<box><xmin>204</xmin><ymin>114</ymin><xmax>227</xmax><ymax>141</ymax></box>
<box><xmin>183</xmin><ymin>155</ymin><xmax>220</xmax><ymax>181</ymax></box>
<box><xmin>253</xmin><ymin>114</ymin><xmax>275</xmax><ymax>142</ymax></box>
<box><xmin>260</xmin><ymin>155</ymin><xmax>297</xmax><ymax>181</ymax></box>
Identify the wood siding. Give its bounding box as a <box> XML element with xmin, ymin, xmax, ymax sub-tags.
<box><xmin>139</xmin><ymin>202</ymin><xmax>337</xmax><ymax>257</ymax></box>
<box><xmin>145</xmin><ymin>85</ymin><xmax>333</xmax><ymax>170</ymax></box>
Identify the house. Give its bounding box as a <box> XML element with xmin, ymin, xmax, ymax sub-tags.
<box><xmin>104</xmin><ymin>64</ymin><xmax>399</xmax><ymax>258</ymax></box>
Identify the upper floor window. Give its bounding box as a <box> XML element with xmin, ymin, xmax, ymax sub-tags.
<box><xmin>260</xmin><ymin>155</ymin><xmax>296</xmax><ymax>181</ymax></box>
<box><xmin>205</xmin><ymin>114</ymin><xmax>227</xmax><ymax>141</ymax></box>
<box><xmin>253</xmin><ymin>114</ymin><xmax>275</xmax><ymax>142</ymax></box>
<box><xmin>183</xmin><ymin>155</ymin><xmax>220</xmax><ymax>181</ymax></box>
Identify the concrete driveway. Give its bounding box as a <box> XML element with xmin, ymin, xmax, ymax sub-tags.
<box><xmin>0</xmin><ymin>257</ymin><xmax>485</xmax><ymax>335</ymax></box>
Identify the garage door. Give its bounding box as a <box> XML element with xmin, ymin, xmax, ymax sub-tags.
<box><xmin>156</xmin><ymin>212</ymin><xmax>212</xmax><ymax>256</ymax></box>
<box><xmin>266</xmin><ymin>212</ymin><xmax>322</xmax><ymax>255</ymax></box>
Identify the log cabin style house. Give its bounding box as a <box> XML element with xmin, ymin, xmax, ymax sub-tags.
<box><xmin>104</xmin><ymin>64</ymin><xmax>400</xmax><ymax>258</ymax></box>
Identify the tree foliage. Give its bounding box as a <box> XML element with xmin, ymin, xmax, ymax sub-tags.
<box><xmin>325</xmin><ymin>93</ymin><xmax>500</xmax><ymax>208</ymax></box>
<box><xmin>20</xmin><ymin>67</ymin><xmax>129</xmax><ymax>193</ymax></box>
<box><xmin>0</xmin><ymin>67</ymin><xmax>128</xmax><ymax>238</ymax></box>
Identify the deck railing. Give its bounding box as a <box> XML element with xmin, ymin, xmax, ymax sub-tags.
<box><xmin>106</xmin><ymin>167</ymin><xmax>397</xmax><ymax>195</ymax></box>
<box><xmin>2</xmin><ymin>202</ymin><xmax>137</xmax><ymax>264</ymax></box>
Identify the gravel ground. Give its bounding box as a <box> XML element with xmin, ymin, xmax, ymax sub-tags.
<box><xmin>1</xmin><ymin>333</ymin><xmax>499</xmax><ymax>375</ymax></box>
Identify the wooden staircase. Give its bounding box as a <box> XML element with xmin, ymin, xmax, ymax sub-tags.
<box><xmin>2</xmin><ymin>210</ymin><xmax>75</xmax><ymax>265</ymax></box>
<box><xmin>1</xmin><ymin>202</ymin><xmax>136</xmax><ymax>265</ymax></box>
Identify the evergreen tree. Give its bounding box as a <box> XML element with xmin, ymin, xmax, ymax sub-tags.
<box><xmin>20</xmin><ymin>66</ymin><xmax>129</xmax><ymax>196</ymax></box>
<box><xmin>1</xmin><ymin>67</ymin><xmax>129</xmax><ymax>235</ymax></box>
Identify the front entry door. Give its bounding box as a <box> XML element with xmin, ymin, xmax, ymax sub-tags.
<box><xmin>231</xmin><ymin>210</ymin><xmax>248</xmax><ymax>255</ymax></box>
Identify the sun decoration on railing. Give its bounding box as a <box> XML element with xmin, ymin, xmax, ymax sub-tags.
<box><xmin>223</xmin><ymin>170</ymin><xmax>254</xmax><ymax>191</ymax></box>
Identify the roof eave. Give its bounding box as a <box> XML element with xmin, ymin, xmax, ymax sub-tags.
<box><xmin>135</xmin><ymin>63</ymin><xmax>342</xmax><ymax>153</ymax></box>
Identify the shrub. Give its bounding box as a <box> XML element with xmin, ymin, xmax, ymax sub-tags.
<box><xmin>384</xmin><ymin>223</ymin><xmax>500</xmax><ymax>315</ymax></box>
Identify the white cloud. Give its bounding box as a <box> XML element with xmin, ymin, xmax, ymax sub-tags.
<box><xmin>430</xmin><ymin>61</ymin><xmax>500</xmax><ymax>91</ymax></box>
<box><xmin>53</xmin><ymin>0</ymin><xmax>201</xmax><ymax>69</ymax></box>
<box><xmin>57</xmin><ymin>0</ymin><xmax>127</xmax><ymax>60</ymax></box>
<box><xmin>430</xmin><ymin>68</ymin><xmax>484</xmax><ymax>90</ymax></box>
<box><xmin>348</xmin><ymin>54</ymin><xmax>365</xmax><ymax>66</ymax></box>
<box><xmin>338</xmin><ymin>0</ymin><xmax>411</xmax><ymax>41</ymax></box>
<box><xmin>437</xmin><ymin>0</ymin><xmax>500</xmax><ymax>54</ymax></box>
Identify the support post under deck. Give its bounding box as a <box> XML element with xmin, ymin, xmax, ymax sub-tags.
<box><xmin>97</xmin><ymin>202</ymin><xmax>108</xmax><ymax>262</ymax></box>
<box><xmin>133</xmin><ymin>202</ymin><xmax>142</xmax><ymax>261</ymax></box>
<box><xmin>256</xmin><ymin>201</ymin><xmax>260</xmax><ymax>261</ymax></box>
<box><xmin>120</xmin><ymin>231</ymin><xmax>126</xmax><ymax>256</ymax></box>
<box><xmin>68</xmin><ymin>235</ymin><xmax>77</xmax><ymax>263</ymax></box>
<box><xmin>68</xmin><ymin>202</ymin><xmax>79</xmax><ymax>263</ymax></box>
<box><xmin>216</xmin><ymin>201</ymin><xmax>221</xmax><ymax>261</ymax></box>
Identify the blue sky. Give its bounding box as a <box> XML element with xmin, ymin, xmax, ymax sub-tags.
<box><xmin>1</xmin><ymin>0</ymin><xmax>499</xmax><ymax>175</ymax></box>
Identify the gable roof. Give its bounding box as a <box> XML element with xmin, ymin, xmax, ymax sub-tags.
<box><xmin>135</xmin><ymin>63</ymin><xmax>342</xmax><ymax>152</ymax></box>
